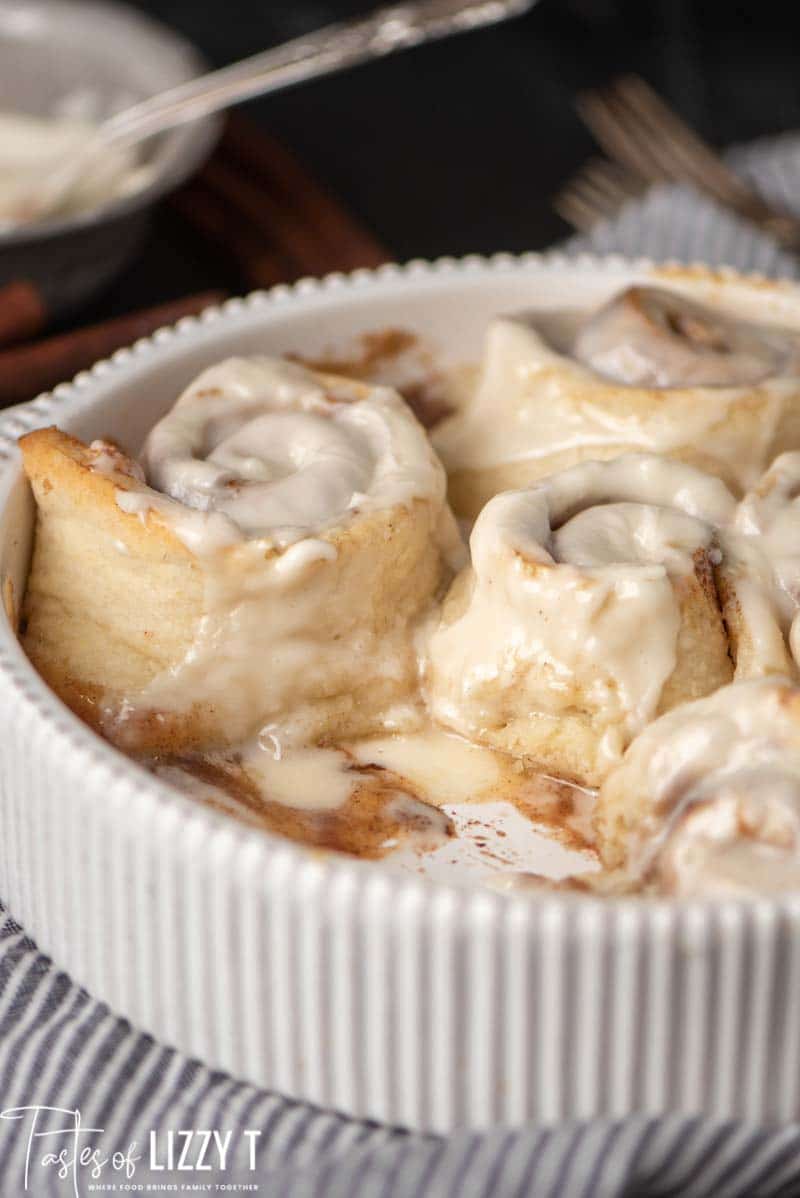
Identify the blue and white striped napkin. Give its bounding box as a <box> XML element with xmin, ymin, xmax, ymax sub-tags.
<box><xmin>5</xmin><ymin>131</ymin><xmax>800</xmax><ymax>1198</ymax></box>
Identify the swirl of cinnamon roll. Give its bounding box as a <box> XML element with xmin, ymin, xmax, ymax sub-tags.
<box><xmin>422</xmin><ymin>454</ymin><xmax>736</xmax><ymax>787</ymax></box>
<box><xmin>435</xmin><ymin>281</ymin><xmax>800</xmax><ymax>519</ymax></box>
<box><xmin>716</xmin><ymin>452</ymin><xmax>800</xmax><ymax>681</ymax></box>
<box><xmin>595</xmin><ymin>678</ymin><xmax>800</xmax><ymax>895</ymax></box>
<box><xmin>20</xmin><ymin>357</ymin><xmax>462</xmax><ymax>752</ymax></box>
<box><xmin>574</xmin><ymin>285</ymin><xmax>800</xmax><ymax>387</ymax></box>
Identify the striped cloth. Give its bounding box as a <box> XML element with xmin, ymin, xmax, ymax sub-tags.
<box><xmin>5</xmin><ymin>132</ymin><xmax>800</xmax><ymax>1197</ymax></box>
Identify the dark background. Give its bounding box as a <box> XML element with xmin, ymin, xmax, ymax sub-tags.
<box><xmin>89</xmin><ymin>0</ymin><xmax>800</xmax><ymax>318</ymax></box>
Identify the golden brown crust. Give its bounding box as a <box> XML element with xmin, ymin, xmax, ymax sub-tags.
<box><xmin>651</xmin><ymin>264</ymin><xmax>796</xmax><ymax>293</ymax></box>
<box><xmin>20</xmin><ymin>426</ymin><xmax>229</xmax><ymax>751</ymax></box>
<box><xmin>19</xmin><ymin>427</ymin><xmax>195</xmax><ymax>563</ymax></box>
<box><xmin>657</xmin><ymin>549</ymin><xmax>734</xmax><ymax>713</ymax></box>
<box><xmin>2</xmin><ymin>575</ymin><xmax>17</xmax><ymax>632</ymax></box>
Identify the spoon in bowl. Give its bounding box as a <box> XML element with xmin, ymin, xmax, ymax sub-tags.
<box><xmin>24</xmin><ymin>0</ymin><xmax>535</xmax><ymax>226</ymax></box>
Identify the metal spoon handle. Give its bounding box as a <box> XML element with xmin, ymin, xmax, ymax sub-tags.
<box><xmin>102</xmin><ymin>0</ymin><xmax>532</xmax><ymax>147</ymax></box>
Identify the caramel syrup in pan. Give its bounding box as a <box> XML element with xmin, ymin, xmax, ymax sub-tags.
<box><xmin>148</xmin><ymin>726</ymin><xmax>601</xmax><ymax>885</ymax></box>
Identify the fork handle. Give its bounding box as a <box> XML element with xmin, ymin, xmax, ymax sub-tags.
<box><xmin>101</xmin><ymin>0</ymin><xmax>530</xmax><ymax>146</ymax></box>
<box><xmin>753</xmin><ymin>210</ymin><xmax>800</xmax><ymax>253</ymax></box>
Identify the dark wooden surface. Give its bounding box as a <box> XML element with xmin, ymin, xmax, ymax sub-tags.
<box><xmin>68</xmin><ymin>0</ymin><xmax>800</xmax><ymax>328</ymax></box>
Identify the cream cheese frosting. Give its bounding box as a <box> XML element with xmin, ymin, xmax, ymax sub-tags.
<box><xmin>140</xmin><ymin>356</ymin><xmax>447</xmax><ymax>547</ymax></box>
<box><xmin>573</xmin><ymin>285</ymin><xmax>800</xmax><ymax>387</ymax></box>
<box><xmin>122</xmin><ymin>358</ymin><xmax>461</xmax><ymax>745</ymax></box>
<box><xmin>0</xmin><ymin>110</ymin><xmax>148</xmax><ymax>229</ymax></box>
<box><xmin>423</xmin><ymin>454</ymin><xmax>735</xmax><ymax>785</ymax></box>
<box><xmin>20</xmin><ymin>357</ymin><xmax>462</xmax><ymax>752</ymax></box>
<box><xmin>734</xmin><ymin>451</ymin><xmax>800</xmax><ymax>621</ymax></box>
<box><xmin>435</xmin><ymin>284</ymin><xmax>800</xmax><ymax>516</ymax></box>
<box><xmin>595</xmin><ymin>678</ymin><xmax>800</xmax><ymax>895</ymax></box>
<box><xmin>149</xmin><ymin>723</ymin><xmax>596</xmax><ymax>877</ymax></box>
<box><xmin>717</xmin><ymin>452</ymin><xmax>800</xmax><ymax>680</ymax></box>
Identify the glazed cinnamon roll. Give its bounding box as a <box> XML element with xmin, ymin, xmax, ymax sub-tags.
<box><xmin>716</xmin><ymin>452</ymin><xmax>800</xmax><ymax>680</ymax></box>
<box><xmin>422</xmin><ymin>454</ymin><xmax>736</xmax><ymax>787</ymax></box>
<box><xmin>20</xmin><ymin>357</ymin><xmax>462</xmax><ymax>752</ymax></box>
<box><xmin>435</xmin><ymin>283</ymin><xmax>800</xmax><ymax>518</ymax></box>
<box><xmin>595</xmin><ymin>678</ymin><xmax>800</xmax><ymax>895</ymax></box>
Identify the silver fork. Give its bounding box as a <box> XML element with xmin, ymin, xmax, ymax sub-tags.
<box><xmin>576</xmin><ymin>74</ymin><xmax>800</xmax><ymax>250</ymax></box>
<box><xmin>554</xmin><ymin>157</ymin><xmax>646</xmax><ymax>232</ymax></box>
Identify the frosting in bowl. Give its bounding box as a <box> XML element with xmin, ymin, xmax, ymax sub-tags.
<box><xmin>0</xmin><ymin>109</ymin><xmax>148</xmax><ymax>229</ymax></box>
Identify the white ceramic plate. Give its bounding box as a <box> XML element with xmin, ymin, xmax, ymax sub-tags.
<box><xmin>3</xmin><ymin>252</ymin><xmax>800</xmax><ymax>1133</ymax></box>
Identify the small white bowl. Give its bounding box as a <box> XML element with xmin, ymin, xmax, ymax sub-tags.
<box><xmin>0</xmin><ymin>0</ymin><xmax>219</xmax><ymax>314</ymax></box>
<box><xmin>3</xmin><ymin>253</ymin><xmax>800</xmax><ymax>1134</ymax></box>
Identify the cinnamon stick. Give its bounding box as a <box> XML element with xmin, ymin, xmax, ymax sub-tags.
<box><xmin>170</xmin><ymin>115</ymin><xmax>390</xmax><ymax>288</ymax></box>
<box><xmin>202</xmin><ymin>156</ymin><xmax>344</xmax><ymax>280</ymax></box>
<box><xmin>0</xmin><ymin>280</ymin><xmax>47</xmax><ymax>349</ymax></box>
<box><xmin>222</xmin><ymin>115</ymin><xmax>389</xmax><ymax>271</ymax></box>
<box><xmin>171</xmin><ymin>182</ymin><xmax>293</xmax><ymax>289</ymax></box>
<box><xmin>0</xmin><ymin>290</ymin><xmax>226</xmax><ymax>409</ymax></box>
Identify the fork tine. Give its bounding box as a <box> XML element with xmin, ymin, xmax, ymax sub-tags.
<box><xmin>576</xmin><ymin>75</ymin><xmax>800</xmax><ymax>248</ymax></box>
<box><xmin>554</xmin><ymin>183</ymin><xmax>606</xmax><ymax>232</ymax></box>
<box><xmin>554</xmin><ymin>158</ymin><xmax>645</xmax><ymax>231</ymax></box>
<box><xmin>583</xmin><ymin>159</ymin><xmax>645</xmax><ymax>204</ymax></box>
<box><xmin>610</xmin><ymin>76</ymin><xmax>755</xmax><ymax>207</ymax></box>
<box><xmin>577</xmin><ymin>87</ymin><xmax>672</xmax><ymax>185</ymax></box>
<box><xmin>555</xmin><ymin>192</ymin><xmax>604</xmax><ymax>233</ymax></box>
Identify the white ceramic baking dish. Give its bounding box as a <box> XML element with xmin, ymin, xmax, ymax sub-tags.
<box><xmin>3</xmin><ymin>252</ymin><xmax>800</xmax><ymax>1134</ymax></box>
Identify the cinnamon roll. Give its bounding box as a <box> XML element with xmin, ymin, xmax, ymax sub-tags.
<box><xmin>595</xmin><ymin>678</ymin><xmax>800</xmax><ymax>895</ymax></box>
<box><xmin>20</xmin><ymin>357</ymin><xmax>462</xmax><ymax>752</ymax></box>
<box><xmin>435</xmin><ymin>284</ymin><xmax>800</xmax><ymax>518</ymax></box>
<box><xmin>716</xmin><ymin>452</ymin><xmax>800</xmax><ymax>680</ymax></box>
<box><xmin>422</xmin><ymin>454</ymin><xmax>736</xmax><ymax>787</ymax></box>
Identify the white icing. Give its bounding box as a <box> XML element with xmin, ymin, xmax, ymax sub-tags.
<box><xmin>141</xmin><ymin>356</ymin><xmax>446</xmax><ymax>550</ymax></box>
<box><xmin>721</xmin><ymin>452</ymin><xmax>800</xmax><ymax>675</ymax></box>
<box><xmin>791</xmin><ymin>612</ymin><xmax>800</xmax><ymax>665</ymax></box>
<box><xmin>89</xmin><ymin>356</ymin><xmax>457</xmax><ymax>745</ymax></box>
<box><xmin>434</xmin><ymin>286</ymin><xmax>800</xmax><ymax>490</ymax></box>
<box><xmin>152</xmin><ymin>726</ymin><xmax>596</xmax><ymax>882</ymax></box>
<box><xmin>87</xmin><ymin>439</ymin><xmax>145</xmax><ymax>483</ymax></box>
<box><xmin>240</xmin><ymin>741</ymin><xmax>356</xmax><ymax>811</ymax></box>
<box><xmin>115</xmin><ymin>487</ymin><xmax>240</xmax><ymax>554</ymax></box>
<box><xmin>574</xmin><ymin>286</ymin><xmax>800</xmax><ymax>387</ymax></box>
<box><xmin>599</xmin><ymin>678</ymin><xmax>800</xmax><ymax>896</ymax></box>
<box><xmin>0</xmin><ymin>110</ymin><xmax>149</xmax><ymax>228</ymax></box>
<box><xmin>735</xmin><ymin>451</ymin><xmax>800</xmax><ymax>619</ymax></box>
<box><xmin>425</xmin><ymin>454</ymin><xmax>734</xmax><ymax>757</ymax></box>
<box><xmin>132</xmin><ymin>526</ymin><xmax>430</xmax><ymax>745</ymax></box>
<box><xmin>187</xmin><ymin>729</ymin><xmax>512</xmax><ymax>817</ymax></box>
<box><xmin>553</xmin><ymin>503</ymin><xmax>713</xmax><ymax>572</ymax></box>
<box><xmin>348</xmin><ymin>729</ymin><xmax>507</xmax><ymax>805</ymax></box>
